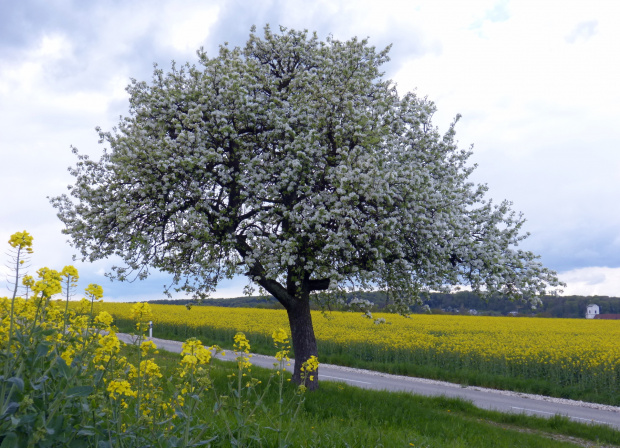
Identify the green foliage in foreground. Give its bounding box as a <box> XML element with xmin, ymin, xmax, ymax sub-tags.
<box><xmin>148</xmin><ymin>348</ymin><xmax>620</xmax><ymax>448</ymax></box>
<box><xmin>2</xmin><ymin>231</ymin><xmax>321</xmax><ymax>447</ymax></box>
<box><xmin>0</xmin><ymin>298</ymin><xmax>315</xmax><ymax>447</ymax></box>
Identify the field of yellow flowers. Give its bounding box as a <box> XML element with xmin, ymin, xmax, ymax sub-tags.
<box><xmin>104</xmin><ymin>303</ymin><xmax>620</xmax><ymax>397</ymax></box>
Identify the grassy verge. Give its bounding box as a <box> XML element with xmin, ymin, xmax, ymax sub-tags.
<box><xmin>133</xmin><ymin>345</ymin><xmax>620</xmax><ymax>448</ymax></box>
<box><xmin>113</xmin><ymin>318</ymin><xmax>619</xmax><ymax>406</ymax></box>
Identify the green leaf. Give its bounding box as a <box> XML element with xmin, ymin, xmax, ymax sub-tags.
<box><xmin>69</xmin><ymin>439</ymin><xmax>89</xmax><ymax>448</ymax></box>
<box><xmin>48</xmin><ymin>414</ymin><xmax>64</xmax><ymax>433</ymax></box>
<box><xmin>92</xmin><ymin>370</ymin><xmax>104</xmax><ymax>383</ymax></box>
<box><xmin>55</xmin><ymin>356</ymin><xmax>72</xmax><ymax>378</ymax></box>
<box><xmin>6</xmin><ymin>377</ymin><xmax>24</xmax><ymax>392</ymax></box>
<box><xmin>30</xmin><ymin>382</ymin><xmax>44</xmax><ymax>391</ymax></box>
<box><xmin>66</xmin><ymin>386</ymin><xmax>93</xmax><ymax>398</ymax></box>
<box><xmin>77</xmin><ymin>428</ymin><xmax>96</xmax><ymax>436</ymax></box>
<box><xmin>166</xmin><ymin>436</ymin><xmax>180</xmax><ymax>447</ymax></box>
<box><xmin>4</xmin><ymin>401</ymin><xmax>19</xmax><ymax>414</ymax></box>
<box><xmin>31</xmin><ymin>374</ymin><xmax>49</xmax><ymax>391</ymax></box>
<box><xmin>35</xmin><ymin>342</ymin><xmax>51</xmax><ymax>359</ymax></box>
<box><xmin>19</xmin><ymin>413</ymin><xmax>37</xmax><ymax>425</ymax></box>
<box><xmin>190</xmin><ymin>436</ymin><xmax>218</xmax><ymax>446</ymax></box>
<box><xmin>0</xmin><ymin>433</ymin><xmax>18</xmax><ymax>448</ymax></box>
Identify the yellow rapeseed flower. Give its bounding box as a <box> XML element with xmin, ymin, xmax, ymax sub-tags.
<box><xmin>85</xmin><ymin>283</ymin><xmax>104</xmax><ymax>301</ymax></box>
<box><xmin>94</xmin><ymin>311</ymin><xmax>114</xmax><ymax>328</ymax></box>
<box><xmin>130</xmin><ymin>302</ymin><xmax>153</xmax><ymax>320</ymax></box>
<box><xmin>140</xmin><ymin>339</ymin><xmax>158</xmax><ymax>357</ymax></box>
<box><xmin>8</xmin><ymin>231</ymin><xmax>33</xmax><ymax>253</ymax></box>
<box><xmin>32</xmin><ymin>267</ymin><xmax>62</xmax><ymax>298</ymax></box>
<box><xmin>107</xmin><ymin>380</ymin><xmax>137</xmax><ymax>400</ymax></box>
<box><xmin>60</xmin><ymin>265</ymin><xmax>79</xmax><ymax>281</ymax></box>
<box><xmin>272</xmin><ymin>328</ymin><xmax>289</xmax><ymax>344</ymax></box>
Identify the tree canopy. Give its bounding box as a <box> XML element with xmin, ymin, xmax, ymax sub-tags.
<box><xmin>51</xmin><ymin>26</ymin><xmax>562</xmax><ymax>386</ymax></box>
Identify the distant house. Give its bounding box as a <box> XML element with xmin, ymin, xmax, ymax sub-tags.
<box><xmin>594</xmin><ymin>314</ymin><xmax>620</xmax><ymax>320</ymax></box>
<box><xmin>585</xmin><ymin>304</ymin><xmax>600</xmax><ymax>319</ymax></box>
<box><xmin>469</xmin><ymin>309</ymin><xmax>478</xmax><ymax>315</ymax></box>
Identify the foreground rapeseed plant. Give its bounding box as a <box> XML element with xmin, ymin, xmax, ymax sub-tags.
<box><xmin>0</xmin><ymin>232</ymin><xmax>317</xmax><ymax>447</ymax></box>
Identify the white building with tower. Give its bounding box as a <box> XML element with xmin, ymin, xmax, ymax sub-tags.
<box><xmin>585</xmin><ymin>304</ymin><xmax>600</xmax><ymax>319</ymax></box>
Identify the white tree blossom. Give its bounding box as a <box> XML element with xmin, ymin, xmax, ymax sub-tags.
<box><xmin>51</xmin><ymin>26</ymin><xmax>562</xmax><ymax>387</ymax></box>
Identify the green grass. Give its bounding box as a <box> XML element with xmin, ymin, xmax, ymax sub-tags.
<box><xmin>316</xmin><ymin>355</ymin><xmax>617</xmax><ymax>405</ymax></box>
<box><xmin>131</xmin><ymin>345</ymin><xmax>620</xmax><ymax>448</ymax></box>
<box><xmin>114</xmin><ymin>318</ymin><xmax>620</xmax><ymax>406</ymax></box>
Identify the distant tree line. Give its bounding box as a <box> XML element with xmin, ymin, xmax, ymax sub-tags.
<box><xmin>147</xmin><ymin>291</ymin><xmax>620</xmax><ymax>319</ymax></box>
<box><xmin>412</xmin><ymin>292</ymin><xmax>620</xmax><ymax>318</ymax></box>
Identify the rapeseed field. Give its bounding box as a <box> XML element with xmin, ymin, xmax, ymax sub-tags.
<box><xmin>103</xmin><ymin>303</ymin><xmax>620</xmax><ymax>395</ymax></box>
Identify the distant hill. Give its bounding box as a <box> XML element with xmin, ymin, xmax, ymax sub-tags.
<box><xmin>148</xmin><ymin>291</ymin><xmax>620</xmax><ymax>318</ymax></box>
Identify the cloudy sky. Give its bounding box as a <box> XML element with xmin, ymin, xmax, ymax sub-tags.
<box><xmin>1</xmin><ymin>0</ymin><xmax>619</xmax><ymax>301</ymax></box>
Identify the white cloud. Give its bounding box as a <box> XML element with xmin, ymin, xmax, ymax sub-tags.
<box><xmin>0</xmin><ymin>33</ymin><xmax>70</xmax><ymax>94</ymax></box>
<box><xmin>559</xmin><ymin>267</ymin><xmax>620</xmax><ymax>296</ymax></box>
<box><xmin>161</xmin><ymin>4</ymin><xmax>221</xmax><ymax>53</ymax></box>
<box><xmin>565</xmin><ymin>20</ymin><xmax>599</xmax><ymax>44</ymax></box>
<box><xmin>209</xmin><ymin>282</ymin><xmax>247</xmax><ymax>299</ymax></box>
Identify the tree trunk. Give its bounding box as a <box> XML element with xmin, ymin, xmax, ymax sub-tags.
<box><xmin>287</xmin><ymin>298</ymin><xmax>319</xmax><ymax>390</ymax></box>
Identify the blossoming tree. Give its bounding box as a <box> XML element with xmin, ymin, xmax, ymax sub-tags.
<box><xmin>51</xmin><ymin>26</ymin><xmax>562</xmax><ymax>388</ymax></box>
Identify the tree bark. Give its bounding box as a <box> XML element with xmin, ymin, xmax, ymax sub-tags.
<box><xmin>239</xmin><ymin>248</ymin><xmax>325</xmax><ymax>391</ymax></box>
<box><xmin>286</xmin><ymin>297</ymin><xmax>319</xmax><ymax>390</ymax></box>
